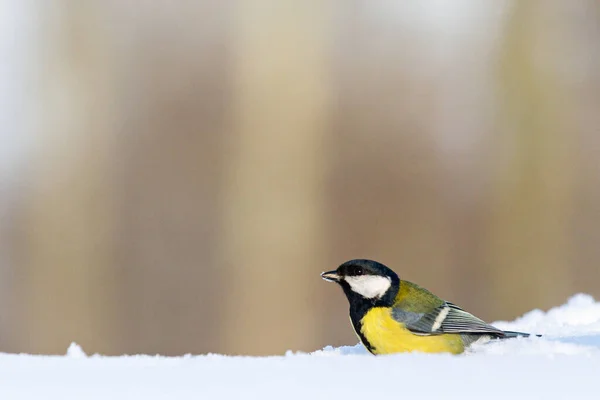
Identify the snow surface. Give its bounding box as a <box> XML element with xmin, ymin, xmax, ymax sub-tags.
<box><xmin>1</xmin><ymin>294</ymin><xmax>599</xmax><ymax>399</ymax></box>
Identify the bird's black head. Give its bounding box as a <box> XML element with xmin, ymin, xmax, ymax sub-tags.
<box><xmin>321</xmin><ymin>259</ymin><xmax>400</xmax><ymax>307</ymax></box>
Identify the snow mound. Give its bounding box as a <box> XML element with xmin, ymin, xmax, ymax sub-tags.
<box><xmin>66</xmin><ymin>342</ymin><xmax>88</xmax><ymax>359</ymax></box>
<box><xmin>1</xmin><ymin>294</ymin><xmax>599</xmax><ymax>399</ymax></box>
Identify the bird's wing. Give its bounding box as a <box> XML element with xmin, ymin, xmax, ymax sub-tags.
<box><xmin>392</xmin><ymin>302</ymin><xmax>505</xmax><ymax>336</ymax></box>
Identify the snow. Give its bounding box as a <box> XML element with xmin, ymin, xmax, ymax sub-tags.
<box><xmin>1</xmin><ymin>294</ymin><xmax>599</xmax><ymax>399</ymax></box>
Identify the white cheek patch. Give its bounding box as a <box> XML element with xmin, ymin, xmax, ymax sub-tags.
<box><xmin>345</xmin><ymin>275</ymin><xmax>392</xmax><ymax>299</ymax></box>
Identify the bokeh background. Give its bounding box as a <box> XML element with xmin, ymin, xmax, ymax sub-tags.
<box><xmin>1</xmin><ymin>1</ymin><xmax>599</xmax><ymax>356</ymax></box>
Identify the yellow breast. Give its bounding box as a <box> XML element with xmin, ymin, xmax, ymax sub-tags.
<box><xmin>359</xmin><ymin>307</ymin><xmax>465</xmax><ymax>355</ymax></box>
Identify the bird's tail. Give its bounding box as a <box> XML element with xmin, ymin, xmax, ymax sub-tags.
<box><xmin>502</xmin><ymin>330</ymin><xmax>542</xmax><ymax>339</ymax></box>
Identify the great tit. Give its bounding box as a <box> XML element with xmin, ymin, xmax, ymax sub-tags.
<box><xmin>321</xmin><ymin>259</ymin><xmax>534</xmax><ymax>355</ymax></box>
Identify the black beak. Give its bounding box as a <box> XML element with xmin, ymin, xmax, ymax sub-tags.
<box><xmin>321</xmin><ymin>270</ymin><xmax>341</xmax><ymax>282</ymax></box>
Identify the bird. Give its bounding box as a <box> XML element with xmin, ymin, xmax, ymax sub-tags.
<box><xmin>321</xmin><ymin>259</ymin><xmax>536</xmax><ymax>355</ymax></box>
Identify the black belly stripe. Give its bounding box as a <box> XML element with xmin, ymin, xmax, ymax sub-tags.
<box><xmin>351</xmin><ymin>317</ymin><xmax>376</xmax><ymax>354</ymax></box>
<box><xmin>349</xmin><ymin>302</ymin><xmax>377</xmax><ymax>354</ymax></box>
<box><xmin>343</xmin><ymin>284</ymin><xmax>396</xmax><ymax>356</ymax></box>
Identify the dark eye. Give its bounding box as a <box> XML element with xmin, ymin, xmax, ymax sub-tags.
<box><xmin>354</xmin><ymin>267</ymin><xmax>364</xmax><ymax>275</ymax></box>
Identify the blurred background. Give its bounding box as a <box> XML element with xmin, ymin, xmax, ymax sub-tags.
<box><xmin>1</xmin><ymin>0</ymin><xmax>599</xmax><ymax>356</ymax></box>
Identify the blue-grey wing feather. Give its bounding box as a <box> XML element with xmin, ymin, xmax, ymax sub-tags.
<box><xmin>391</xmin><ymin>308</ymin><xmax>424</xmax><ymax>326</ymax></box>
<box><xmin>393</xmin><ymin>301</ymin><xmax>505</xmax><ymax>336</ymax></box>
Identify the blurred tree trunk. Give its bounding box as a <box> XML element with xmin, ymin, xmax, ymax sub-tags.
<box><xmin>110</xmin><ymin>2</ymin><xmax>232</xmax><ymax>356</ymax></box>
<box><xmin>0</xmin><ymin>1</ymin><xmax>36</xmax><ymax>352</ymax></box>
<box><xmin>565</xmin><ymin>0</ymin><xmax>600</xmax><ymax>300</ymax></box>
<box><xmin>487</xmin><ymin>0</ymin><xmax>575</xmax><ymax>318</ymax></box>
<box><xmin>220</xmin><ymin>1</ymin><xmax>331</xmax><ymax>355</ymax></box>
<box><xmin>19</xmin><ymin>3</ymin><xmax>119</xmax><ymax>354</ymax></box>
